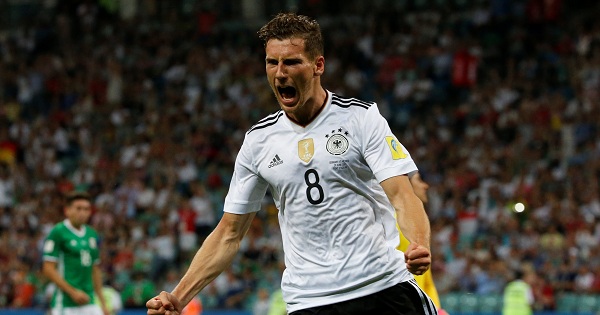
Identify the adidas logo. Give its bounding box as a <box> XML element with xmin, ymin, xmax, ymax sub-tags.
<box><xmin>268</xmin><ymin>154</ymin><xmax>283</xmax><ymax>168</ymax></box>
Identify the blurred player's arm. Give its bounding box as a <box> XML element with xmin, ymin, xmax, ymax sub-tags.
<box><xmin>43</xmin><ymin>261</ymin><xmax>89</xmax><ymax>304</ymax></box>
<box><xmin>92</xmin><ymin>265</ymin><xmax>109</xmax><ymax>315</ymax></box>
<box><xmin>148</xmin><ymin>212</ymin><xmax>256</xmax><ymax>314</ymax></box>
<box><xmin>381</xmin><ymin>174</ymin><xmax>431</xmax><ymax>274</ymax></box>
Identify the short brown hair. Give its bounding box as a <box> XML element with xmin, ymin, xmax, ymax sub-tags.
<box><xmin>257</xmin><ymin>12</ymin><xmax>324</xmax><ymax>60</ymax></box>
<box><xmin>65</xmin><ymin>191</ymin><xmax>91</xmax><ymax>205</ymax></box>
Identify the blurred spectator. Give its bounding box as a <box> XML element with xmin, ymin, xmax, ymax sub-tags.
<box><xmin>121</xmin><ymin>270</ymin><xmax>156</xmax><ymax>309</ymax></box>
<box><xmin>536</xmin><ymin>273</ymin><xmax>556</xmax><ymax>311</ymax></box>
<box><xmin>0</xmin><ymin>165</ymin><xmax>15</xmax><ymax>209</ymax></box>
<box><xmin>574</xmin><ymin>265</ymin><xmax>595</xmax><ymax>293</ymax></box>
<box><xmin>181</xmin><ymin>296</ymin><xmax>203</xmax><ymax>315</ymax></box>
<box><xmin>177</xmin><ymin>196</ymin><xmax>198</xmax><ymax>262</ymax></box>
<box><xmin>149</xmin><ymin>221</ymin><xmax>177</xmax><ymax>282</ymax></box>
<box><xmin>189</xmin><ymin>181</ymin><xmax>215</xmax><ymax>245</ymax></box>
<box><xmin>9</xmin><ymin>263</ymin><xmax>36</xmax><ymax>308</ymax></box>
<box><xmin>161</xmin><ymin>269</ymin><xmax>181</xmax><ymax>294</ymax></box>
<box><xmin>252</xmin><ymin>288</ymin><xmax>270</xmax><ymax>315</ymax></box>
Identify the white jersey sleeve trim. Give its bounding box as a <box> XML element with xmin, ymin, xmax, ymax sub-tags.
<box><xmin>374</xmin><ymin>165</ymin><xmax>418</xmax><ymax>183</ymax></box>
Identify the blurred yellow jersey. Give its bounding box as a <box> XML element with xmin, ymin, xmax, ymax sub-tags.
<box><xmin>398</xmin><ymin>230</ymin><xmax>441</xmax><ymax>309</ymax></box>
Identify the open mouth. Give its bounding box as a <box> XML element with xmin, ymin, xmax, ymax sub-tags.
<box><xmin>277</xmin><ymin>86</ymin><xmax>297</xmax><ymax>105</ymax></box>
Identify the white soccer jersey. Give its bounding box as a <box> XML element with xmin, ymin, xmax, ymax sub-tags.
<box><xmin>224</xmin><ymin>90</ymin><xmax>417</xmax><ymax>312</ymax></box>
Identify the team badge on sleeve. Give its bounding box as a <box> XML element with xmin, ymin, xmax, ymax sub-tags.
<box><xmin>298</xmin><ymin>138</ymin><xmax>314</xmax><ymax>163</ymax></box>
<box><xmin>44</xmin><ymin>240</ymin><xmax>55</xmax><ymax>253</ymax></box>
<box><xmin>385</xmin><ymin>136</ymin><xmax>407</xmax><ymax>160</ymax></box>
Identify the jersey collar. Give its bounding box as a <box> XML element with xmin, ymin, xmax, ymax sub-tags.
<box><xmin>287</xmin><ymin>89</ymin><xmax>332</xmax><ymax>133</ymax></box>
<box><xmin>64</xmin><ymin>219</ymin><xmax>87</xmax><ymax>237</ymax></box>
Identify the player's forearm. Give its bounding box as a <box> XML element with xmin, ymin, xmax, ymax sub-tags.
<box><xmin>42</xmin><ymin>262</ymin><xmax>78</xmax><ymax>296</ymax></box>
<box><xmin>172</xmin><ymin>214</ymin><xmax>253</xmax><ymax>306</ymax></box>
<box><xmin>92</xmin><ymin>266</ymin><xmax>107</xmax><ymax>308</ymax></box>
<box><xmin>172</xmin><ymin>231</ymin><xmax>240</xmax><ymax>305</ymax></box>
<box><xmin>396</xmin><ymin>194</ymin><xmax>431</xmax><ymax>249</ymax></box>
<box><xmin>381</xmin><ymin>175</ymin><xmax>432</xmax><ymax>249</ymax></box>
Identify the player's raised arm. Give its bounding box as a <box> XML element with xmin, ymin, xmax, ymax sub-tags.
<box><xmin>147</xmin><ymin>212</ymin><xmax>256</xmax><ymax>315</ymax></box>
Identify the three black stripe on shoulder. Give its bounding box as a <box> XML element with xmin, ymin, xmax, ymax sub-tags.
<box><xmin>247</xmin><ymin>94</ymin><xmax>372</xmax><ymax>134</ymax></box>
<box><xmin>247</xmin><ymin>110</ymin><xmax>284</xmax><ymax>134</ymax></box>
<box><xmin>331</xmin><ymin>94</ymin><xmax>373</xmax><ymax>110</ymax></box>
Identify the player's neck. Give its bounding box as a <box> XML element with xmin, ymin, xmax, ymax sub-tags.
<box><xmin>286</xmin><ymin>88</ymin><xmax>328</xmax><ymax>127</ymax></box>
<box><xmin>66</xmin><ymin>219</ymin><xmax>84</xmax><ymax>231</ymax></box>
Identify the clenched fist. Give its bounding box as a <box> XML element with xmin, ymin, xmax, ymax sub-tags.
<box><xmin>404</xmin><ymin>243</ymin><xmax>431</xmax><ymax>275</ymax></box>
<box><xmin>146</xmin><ymin>291</ymin><xmax>183</xmax><ymax>315</ymax></box>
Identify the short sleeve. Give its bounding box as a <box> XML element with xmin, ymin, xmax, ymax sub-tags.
<box><xmin>43</xmin><ymin>228</ymin><xmax>61</xmax><ymax>262</ymax></box>
<box><xmin>90</xmin><ymin>231</ymin><xmax>101</xmax><ymax>265</ymax></box>
<box><xmin>224</xmin><ymin>138</ymin><xmax>269</xmax><ymax>214</ymax></box>
<box><xmin>361</xmin><ymin>103</ymin><xmax>417</xmax><ymax>182</ymax></box>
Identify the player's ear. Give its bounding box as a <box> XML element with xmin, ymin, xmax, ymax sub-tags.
<box><xmin>314</xmin><ymin>56</ymin><xmax>324</xmax><ymax>77</ymax></box>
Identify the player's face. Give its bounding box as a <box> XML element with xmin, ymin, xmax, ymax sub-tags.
<box><xmin>265</xmin><ymin>38</ymin><xmax>324</xmax><ymax>121</ymax></box>
<box><xmin>410</xmin><ymin>173</ymin><xmax>430</xmax><ymax>204</ymax></box>
<box><xmin>65</xmin><ymin>199</ymin><xmax>92</xmax><ymax>228</ymax></box>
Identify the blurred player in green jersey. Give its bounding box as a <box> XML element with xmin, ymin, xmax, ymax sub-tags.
<box><xmin>43</xmin><ymin>191</ymin><xmax>109</xmax><ymax>315</ymax></box>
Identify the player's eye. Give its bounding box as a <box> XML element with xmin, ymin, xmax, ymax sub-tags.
<box><xmin>284</xmin><ymin>59</ymin><xmax>301</xmax><ymax>65</ymax></box>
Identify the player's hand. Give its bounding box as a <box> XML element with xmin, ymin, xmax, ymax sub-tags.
<box><xmin>404</xmin><ymin>243</ymin><xmax>431</xmax><ymax>275</ymax></box>
<box><xmin>101</xmin><ymin>305</ymin><xmax>111</xmax><ymax>315</ymax></box>
<box><xmin>147</xmin><ymin>291</ymin><xmax>182</xmax><ymax>315</ymax></box>
<box><xmin>69</xmin><ymin>289</ymin><xmax>90</xmax><ymax>305</ymax></box>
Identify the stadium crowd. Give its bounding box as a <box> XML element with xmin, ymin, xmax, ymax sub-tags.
<box><xmin>0</xmin><ymin>0</ymin><xmax>599</xmax><ymax>313</ymax></box>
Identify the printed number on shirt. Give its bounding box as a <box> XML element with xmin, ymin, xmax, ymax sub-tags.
<box><xmin>304</xmin><ymin>169</ymin><xmax>324</xmax><ymax>204</ymax></box>
<box><xmin>80</xmin><ymin>249</ymin><xmax>92</xmax><ymax>267</ymax></box>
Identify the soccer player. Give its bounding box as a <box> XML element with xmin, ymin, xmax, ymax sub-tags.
<box><xmin>42</xmin><ymin>191</ymin><xmax>109</xmax><ymax>315</ymax></box>
<box><xmin>147</xmin><ymin>12</ymin><xmax>435</xmax><ymax>315</ymax></box>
